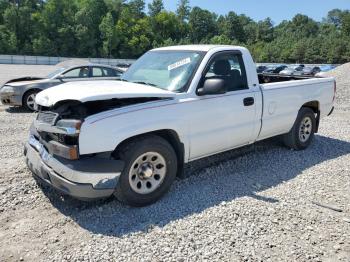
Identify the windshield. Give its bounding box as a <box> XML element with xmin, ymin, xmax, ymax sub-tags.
<box><xmin>46</xmin><ymin>68</ymin><xmax>66</xmax><ymax>79</ymax></box>
<box><xmin>121</xmin><ymin>50</ymin><xmax>205</xmax><ymax>92</ymax></box>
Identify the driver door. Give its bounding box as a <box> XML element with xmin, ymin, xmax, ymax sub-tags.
<box><xmin>189</xmin><ymin>51</ymin><xmax>257</xmax><ymax>160</ymax></box>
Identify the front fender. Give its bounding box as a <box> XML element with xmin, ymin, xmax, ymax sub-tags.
<box><xmin>79</xmin><ymin>107</ymin><xmax>188</xmax><ymax>159</ymax></box>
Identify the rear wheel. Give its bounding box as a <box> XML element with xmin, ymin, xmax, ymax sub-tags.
<box><xmin>114</xmin><ymin>135</ymin><xmax>177</xmax><ymax>207</ymax></box>
<box><xmin>283</xmin><ymin>107</ymin><xmax>316</xmax><ymax>150</ymax></box>
<box><xmin>23</xmin><ymin>90</ymin><xmax>39</xmax><ymax>111</ymax></box>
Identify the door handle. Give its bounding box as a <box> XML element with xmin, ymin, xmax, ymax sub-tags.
<box><xmin>243</xmin><ymin>97</ymin><xmax>254</xmax><ymax>106</ymax></box>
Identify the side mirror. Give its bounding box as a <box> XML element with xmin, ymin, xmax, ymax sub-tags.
<box><xmin>197</xmin><ymin>78</ymin><xmax>226</xmax><ymax>96</ymax></box>
<box><xmin>56</xmin><ymin>74</ymin><xmax>65</xmax><ymax>81</ymax></box>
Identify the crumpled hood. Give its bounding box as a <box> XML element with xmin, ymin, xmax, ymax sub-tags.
<box><xmin>5</xmin><ymin>78</ymin><xmax>49</xmax><ymax>87</ymax></box>
<box><xmin>35</xmin><ymin>80</ymin><xmax>175</xmax><ymax>107</ymax></box>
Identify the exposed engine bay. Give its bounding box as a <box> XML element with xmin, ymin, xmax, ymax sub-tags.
<box><xmin>37</xmin><ymin>97</ymin><xmax>169</xmax><ymax>120</ymax></box>
<box><xmin>35</xmin><ymin>97</ymin><xmax>170</xmax><ymax>149</ymax></box>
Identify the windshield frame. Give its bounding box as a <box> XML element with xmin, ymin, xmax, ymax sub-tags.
<box><xmin>121</xmin><ymin>50</ymin><xmax>207</xmax><ymax>93</ymax></box>
<box><xmin>46</xmin><ymin>67</ymin><xmax>67</xmax><ymax>79</ymax></box>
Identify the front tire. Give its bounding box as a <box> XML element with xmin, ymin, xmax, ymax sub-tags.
<box><xmin>283</xmin><ymin>107</ymin><xmax>316</xmax><ymax>150</ymax></box>
<box><xmin>114</xmin><ymin>135</ymin><xmax>178</xmax><ymax>207</ymax></box>
<box><xmin>23</xmin><ymin>90</ymin><xmax>39</xmax><ymax>111</ymax></box>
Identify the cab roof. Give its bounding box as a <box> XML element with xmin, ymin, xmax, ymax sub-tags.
<box><xmin>153</xmin><ymin>45</ymin><xmax>247</xmax><ymax>52</ymax></box>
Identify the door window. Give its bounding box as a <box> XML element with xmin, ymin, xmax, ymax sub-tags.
<box><xmin>92</xmin><ymin>67</ymin><xmax>121</xmax><ymax>77</ymax></box>
<box><xmin>104</xmin><ymin>67</ymin><xmax>121</xmax><ymax>77</ymax></box>
<box><xmin>92</xmin><ymin>67</ymin><xmax>104</xmax><ymax>77</ymax></box>
<box><xmin>204</xmin><ymin>53</ymin><xmax>248</xmax><ymax>92</ymax></box>
<box><xmin>63</xmin><ymin>67</ymin><xmax>89</xmax><ymax>78</ymax></box>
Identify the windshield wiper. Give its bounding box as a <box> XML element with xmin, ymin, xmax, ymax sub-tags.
<box><xmin>120</xmin><ymin>79</ymin><xmax>161</xmax><ymax>89</ymax></box>
<box><xmin>132</xmin><ymin>81</ymin><xmax>159</xmax><ymax>88</ymax></box>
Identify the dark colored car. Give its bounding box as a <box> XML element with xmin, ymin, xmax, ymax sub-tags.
<box><xmin>0</xmin><ymin>64</ymin><xmax>123</xmax><ymax>111</ymax></box>
<box><xmin>263</xmin><ymin>65</ymin><xmax>288</xmax><ymax>74</ymax></box>
<box><xmin>256</xmin><ymin>65</ymin><xmax>267</xmax><ymax>73</ymax></box>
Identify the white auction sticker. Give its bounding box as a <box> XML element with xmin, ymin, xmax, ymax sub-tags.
<box><xmin>168</xmin><ymin>57</ymin><xmax>191</xmax><ymax>71</ymax></box>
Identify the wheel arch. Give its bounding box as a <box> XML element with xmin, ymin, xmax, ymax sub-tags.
<box><xmin>22</xmin><ymin>88</ymin><xmax>42</xmax><ymax>105</ymax></box>
<box><xmin>301</xmin><ymin>100</ymin><xmax>320</xmax><ymax>133</ymax></box>
<box><xmin>112</xmin><ymin>129</ymin><xmax>185</xmax><ymax>177</ymax></box>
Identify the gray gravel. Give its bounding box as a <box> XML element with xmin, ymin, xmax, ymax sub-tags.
<box><xmin>0</xmin><ymin>64</ymin><xmax>349</xmax><ymax>261</ymax></box>
<box><xmin>323</xmin><ymin>62</ymin><xmax>350</xmax><ymax>111</ymax></box>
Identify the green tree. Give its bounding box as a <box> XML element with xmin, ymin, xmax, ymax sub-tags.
<box><xmin>326</xmin><ymin>9</ymin><xmax>346</xmax><ymax>27</ymax></box>
<box><xmin>75</xmin><ymin>0</ymin><xmax>108</xmax><ymax>57</ymax></box>
<box><xmin>189</xmin><ymin>7</ymin><xmax>217</xmax><ymax>43</ymax></box>
<box><xmin>32</xmin><ymin>0</ymin><xmax>77</xmax><ymax>56</ymax></box>
<box><xmin>341</xmin><ymin>12</ymin><xmax>350</xmax><ymax>35</ymax></box>
<box><xmin>209</xmin><ymin>35</ymin><xmax>232</xmax><ymax>45</ymax></box>
<box><xmin>103</xmin><ymin>0</ymin><xmax>123</xmax><ymax>20</ymax></box>
<box><xmin>0</xmin><ymin>1</ymin><xmax>349</xmax><ymax>63</ymax></box>
<box><xmin>127</xmin><ymin>0</ymin><xmax>145</xmax><ymax>19</ymax></box>
<box><xmin>152</xmin><ymin>11</ymin><xmax>181</xmax><ymax>41</ymax></box>
<box><xmin>0</xmin><ymin>0</ymin><xmax>10</xmax><ymax>24</ymax></box>
<box><xmin>220</xmin><ymin>12</ymin><xmax>246</xmax><ymax>43</ymax></box>
<box><xmin>99</xmin><ymin>12</ymin><xmax>115</xmax><ymax>57</ymax></box>
<box><xmin>115</xmin><ymin>5</ymin><xmax>152</xmax><ymax>57</ymax></box>
<box><xmin>0</xmin><ymin>25</ymin><xmax>15</xmax><ymax>53</ymax></box>
<box><xmin>176</xmin><ymin>0</ymin><xmax>190</xmax><ymax>21</ymax></box>
<box><xmin>3</xmin><ymin>0</ymin><xmax>41</xmax><ymax>54</ymax></box>
<box><xmin>148</xmin><ymin>0</ymin><xmax>163</xmax><ymax>17</ymax></box>
<box><xmin>256</xmin><ymin>18</ymin><xmax>274</xmax><ymax>42</ymax></box>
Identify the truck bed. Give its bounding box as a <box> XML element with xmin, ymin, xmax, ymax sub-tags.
<box><xmin>258</xmin><ymin>73</ymin><xmax>320</xmax><ymax>84</ymax></box>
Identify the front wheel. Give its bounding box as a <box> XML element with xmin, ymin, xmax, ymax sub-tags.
<box><xmin>23</xmin><ymin>90</ymin><xmax>39</xmax><ymax>111</ymax></box>
<box><xmin>283</xmin><ymin>107</ymin><xmax>316</xmax><ymax>150</ymax></box>
<box><xmin>114</xmin><ymin>135</ymin><xmax>178</xmax><ymax>207</ymax></box>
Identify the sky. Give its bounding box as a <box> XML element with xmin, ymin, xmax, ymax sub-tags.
<box><xmin>145</xmin><ymin>0</ymin><xmax>350</xmax><ymax>24</ymax></box>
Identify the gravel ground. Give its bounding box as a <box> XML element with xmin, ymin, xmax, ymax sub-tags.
<box><xmin>0</xmin><ymin>64</ymin><xmax>349</xmax><ymax>261</ymax></box>
<box><xmin>323</xmin><ymin>62</ymin><xmax>350</xmax><ymax>111</ymax></box>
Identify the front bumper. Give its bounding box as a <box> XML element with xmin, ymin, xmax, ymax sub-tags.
<box><xmin>0</xmin><ymin>92</ymin><xmax>22</xmax><ymax>106</ymax></box>
<box><xmin>24</xmin><ymin>137</ymin><xmax>124</xmax><ymax>200</ymax></box>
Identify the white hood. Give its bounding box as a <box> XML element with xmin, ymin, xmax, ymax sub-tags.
<box><xmin>35</xmin><ymin>80</ymin><xmax>176</xmax><ymax>107</ymax></box>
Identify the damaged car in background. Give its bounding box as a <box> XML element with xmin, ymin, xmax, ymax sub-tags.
<box><xmin>24</xmin><ymin>45</ymin><xmax>336</xmax><ymax>206</ymax></box>
<box><xmin>0</xmin><ymin>64</ymin><xmax>123</xmax><ymax>111</ymax></box>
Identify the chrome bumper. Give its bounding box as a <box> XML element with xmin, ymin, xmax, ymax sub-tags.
<box><xmin>24</xmin><ymin>136</ymin><xmax>124</xmax><ymax>200</ymax></box>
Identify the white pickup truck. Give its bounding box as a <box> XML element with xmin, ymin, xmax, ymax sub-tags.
<box><xmin>24</xmin><ymin>45</ymin><xmax>336</xmax><ymax>206</ymax></box>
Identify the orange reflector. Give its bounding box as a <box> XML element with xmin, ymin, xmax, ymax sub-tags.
<box><xmin>69</xmin><ymin>146</ymin><xmax>79</xmax><ymax>160</ymax></box>
<box><xmin>49</xmin><ymin>142</ymin><xmax>79</xmax><ymax>160</ymax></box>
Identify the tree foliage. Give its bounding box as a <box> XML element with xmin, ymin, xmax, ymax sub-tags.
<box><xmin>0</xmin><ymin>1</ymin><xmax>349</xmax><ymax>63</ymax></box>
<box><xmin>148</xmin><ymin>0</ymin><xmax>163</xmax><ymax>17</ymax></box>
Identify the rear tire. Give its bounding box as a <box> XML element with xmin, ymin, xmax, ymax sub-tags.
<box><xmin>114</xmin><ymin>135</ymin><xmax>178</xmax><ymax>207</ymax></box>
<box><xmin>23</xmin><ymin>90</ymin><xmax>39</xmax><ymax>111</ymax></box>
<box><xmin>283</xmin><ymin>107</ymin><xmax>316</xmax><ymax>150</ymax></box>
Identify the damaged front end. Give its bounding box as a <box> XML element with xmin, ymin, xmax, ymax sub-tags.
<box><xmin>24</xmin><ymin>97</ymin><xmax>167</xmax><ymax>200</ymax></box>
<box><xmin>34</xmin><ymin>97</ymin><xmax>164</xmax><ymax>159</ymax></box>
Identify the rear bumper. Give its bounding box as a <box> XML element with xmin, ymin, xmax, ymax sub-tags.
<box><xmin>24</xmin><ymin>138</ymin><xmax>124</xmax><ymax>200</ymax></box>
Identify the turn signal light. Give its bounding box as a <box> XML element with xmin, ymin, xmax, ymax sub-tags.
<box><xmin>48</xmin><ymin>141</ymin><xmax>79</xmax><ymax>160</ymax></box>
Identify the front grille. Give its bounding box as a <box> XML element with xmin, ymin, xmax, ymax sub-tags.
<box><xmin>37</xmin><ymin>111</ymin><xmax>59</xmax><ymax>125</ymax></box>
<box><xmin>38</xmin><ymin>131</ymin><xmax>79</xmax><ymax>146</ymax></box>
